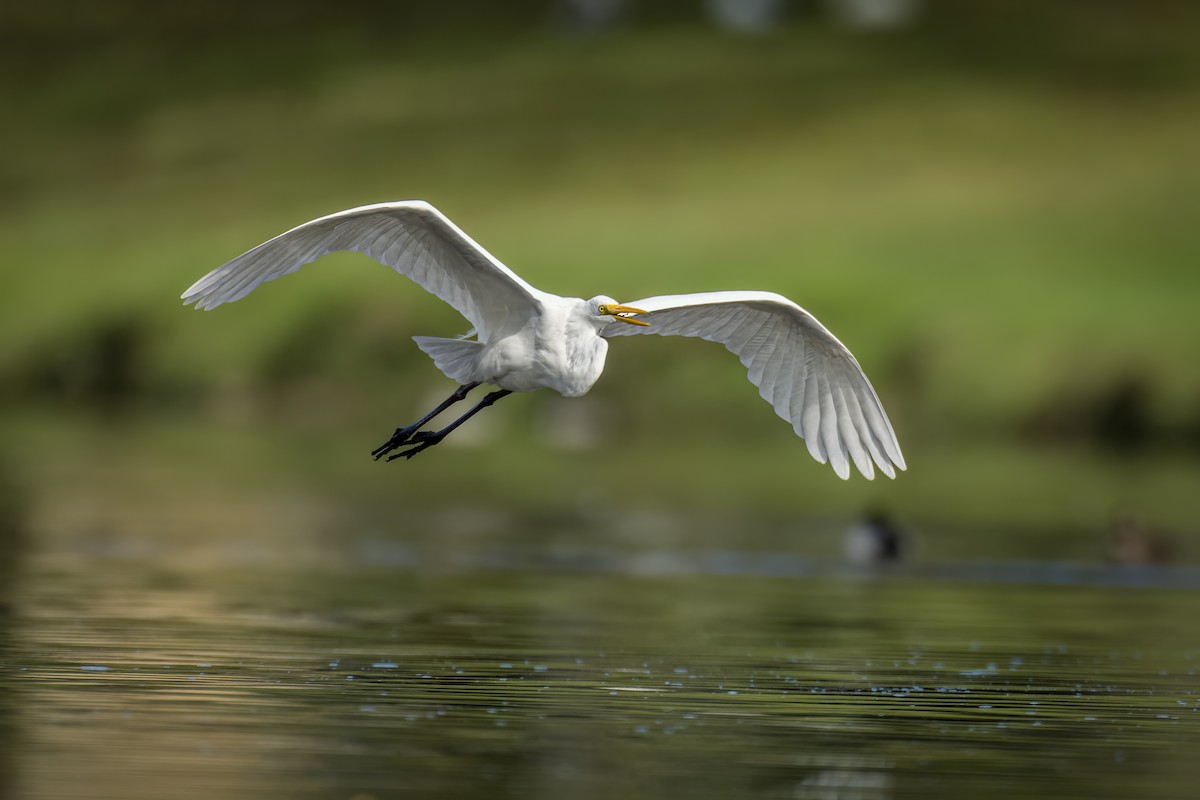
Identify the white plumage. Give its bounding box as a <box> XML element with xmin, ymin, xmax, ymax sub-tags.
<box><xmin>182</xmin><ymin>200</ymin><xmax>905</xmax><ymax>479</ymax></box>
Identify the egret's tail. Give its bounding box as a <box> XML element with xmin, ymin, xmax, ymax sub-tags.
<box><xmin>412</xmin><ymin>336</ymin><xmax>484</xmax><ymax>385</ymax></box>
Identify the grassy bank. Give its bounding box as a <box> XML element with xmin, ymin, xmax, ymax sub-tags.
<box><xmin>5</xmin><ymin>17</ymin><xmax>1200</xmax><ymax>428</ymax></box>
<box><xmin>2</xmin><ymin>9</ymin><xmax>1199</xmax><ymax>536</ymax></box>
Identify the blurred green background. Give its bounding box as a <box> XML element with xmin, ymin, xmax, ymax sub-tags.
<box><xmin>2</xmin><ymin>0</ymin><xmax>1199</xmax><ymax>562</ymax></box>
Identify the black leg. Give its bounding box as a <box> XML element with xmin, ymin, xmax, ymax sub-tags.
<box><xmin>387</xmin><ymin>389</ymin><xmax>513</xmax><ymax>461</ymax></box>
<box><xmin>371</xmin><ymin>382</ymin><xmax>480</xmax><ymax>460</ymax></box>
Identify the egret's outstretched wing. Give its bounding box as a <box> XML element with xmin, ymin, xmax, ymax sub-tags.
<box><xmin>182</xmin><ymin>201</ymin><xmax>541</xmax><ymax>339</ymax></box>
<box><xmin>602</xmin><ymin>291</ymin><xmax>904</xmax><ymax>480</ymax></box>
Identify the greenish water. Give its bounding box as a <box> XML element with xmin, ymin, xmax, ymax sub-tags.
<box><xmin>5</xmin><ymin>517</ymin><xmax>1200</xmax><ymax>800</ymax></box>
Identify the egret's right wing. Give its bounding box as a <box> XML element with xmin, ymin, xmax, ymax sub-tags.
<box><xmin>602</xmin><ymin>291</ymin><xmax>904</xmax><ymax>480</ymax></box>
<box><xmin>182</xmin><ymin>201</ymin><xmax>541</xmax><ymax>339</ymax></box>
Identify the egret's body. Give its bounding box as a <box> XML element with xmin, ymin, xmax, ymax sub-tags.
<box><xmin>183</xmin><ymin>201</ymin><xmax>905</xmax><ymax>479</ymax></box>
<box><xmin>460</xmin><ymin>296</ymin><xmax>610</xmax><ymax>396</ymax></box>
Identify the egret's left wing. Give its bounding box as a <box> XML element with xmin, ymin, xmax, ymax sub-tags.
<box><xmin>181</xmin><ymin>201</ymin><xmax>541</xmax><ymax>340</ymax></box>
<box><xmin>601</xmin><ymin>291</ymin><xmax>904</xmax><ymax>480</ymax></box>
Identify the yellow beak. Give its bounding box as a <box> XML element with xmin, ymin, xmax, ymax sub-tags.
<box><xmin>604</xmin><ymin>304</ymin><xmax>651</xmax><ymax>327</ymax></box>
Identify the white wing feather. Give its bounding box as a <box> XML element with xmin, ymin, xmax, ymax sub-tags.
<box><xmin>602</xmin><ymin>291</ymin><xmax>905</xmax><ymax>480</ymax></box>
<box><xmin>182</xmin><ymin>201</ymin><xmax>541</xmax><ymax>340</ymax></box>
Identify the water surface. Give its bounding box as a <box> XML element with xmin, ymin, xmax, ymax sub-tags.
<box><xmin>6</xmin><ymin>520</ymin><xmax>1199</xmax><ymax>800</ymax></box>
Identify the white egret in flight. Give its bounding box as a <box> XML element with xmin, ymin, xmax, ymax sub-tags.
<box><xmin>182</xmin><ymin>201</ymin><xmax>905</xmax><ymax>479</ymax></box>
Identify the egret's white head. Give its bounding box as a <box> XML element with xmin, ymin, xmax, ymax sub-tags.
<box><xmin>588</xmin><ymin>295</ymin><xmax>650</xmax><ymax>328</ymax></box>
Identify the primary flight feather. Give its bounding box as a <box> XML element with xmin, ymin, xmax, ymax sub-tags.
<box><xmin>182</xmin><ymin>200</ymin><xmax>905</xmax><ymax>479</ymax></box>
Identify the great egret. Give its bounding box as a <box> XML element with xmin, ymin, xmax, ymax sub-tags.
<box><xmin>182</xmin><ymin>201</ymin><xmax>905</xmax><ymax>479</ymax></box>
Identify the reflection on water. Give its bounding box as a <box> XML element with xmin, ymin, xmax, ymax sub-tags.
<box><xmin>6</xmin><ymin>519</ymin><xmax>1200</xmax><ymax>800</ymax></box>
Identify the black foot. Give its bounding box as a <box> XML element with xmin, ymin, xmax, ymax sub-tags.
<box><xmin>371</xmin><ymin>425</ymin><xmax>421</xmax><ymax>460</ymax></box>
<box><xmin>386</xmin><ymin>430</ymin><xmax>447</xmax><ymax>461</ymax></box>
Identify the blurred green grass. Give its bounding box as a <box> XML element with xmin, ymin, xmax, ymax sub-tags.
<box><xmin>2</xmin><ymin>5</ymin><xmax>1199</xmax><ymax>532</ymax></box>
